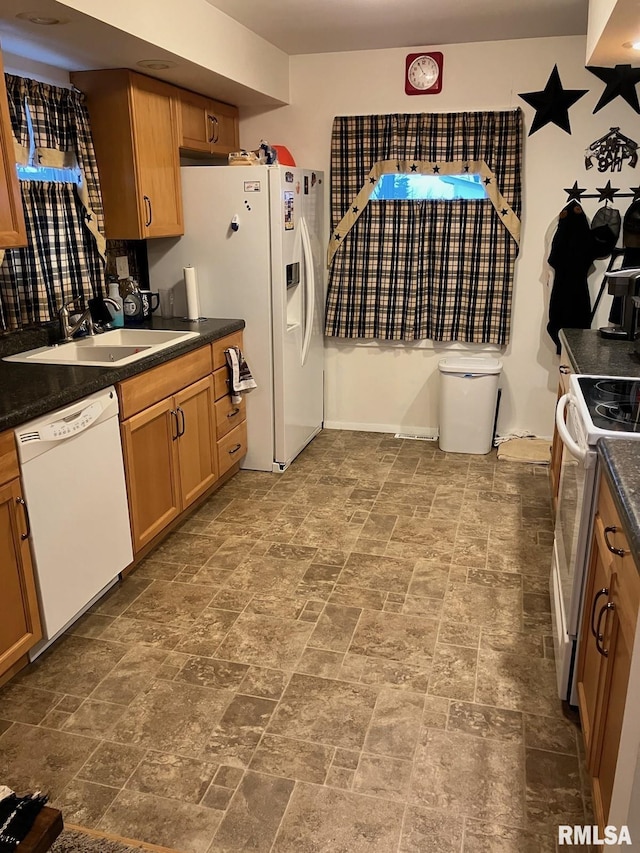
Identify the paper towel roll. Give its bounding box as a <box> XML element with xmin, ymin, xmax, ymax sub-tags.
<box><xmin>184</xmin><ymin>266</ymin><xmax>200</xmax><ymax>321</ymax></box>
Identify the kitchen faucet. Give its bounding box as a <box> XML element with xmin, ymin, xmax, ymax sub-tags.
<box><xmin>58</xmin><ymin>296</ymin><xmax>96</xmax><ymax>343</ymax></box>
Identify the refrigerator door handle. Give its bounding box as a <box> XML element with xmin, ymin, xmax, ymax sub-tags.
<box><xmin>300</xmin><ymin>216</ymin><xmax>314</xmax><ymax>366</ymax></box>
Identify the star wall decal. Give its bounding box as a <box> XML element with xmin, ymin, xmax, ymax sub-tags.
<box><xmin>588</xmin><ymin>65</ymin><xmax>640</xmax><ymax>114</ymax></box>
<box><xmin>518</xmin><ymin>65</ymin><xmax>588</xmax><ymax>135</ymax></box>
<box><xmin>564</xmin><ymin>181</ymin><xmax>586</xmax><ymax>202</ymax></box>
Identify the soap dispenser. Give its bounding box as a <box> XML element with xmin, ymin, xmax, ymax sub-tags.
<box><xmin>107</xmin><ymin>279</ymin><xmax>124</xmax><ymax>327</ymax></box>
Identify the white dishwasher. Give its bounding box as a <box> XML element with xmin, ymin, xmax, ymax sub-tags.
<box><xmin>15</xmin><ymin>386</ymin><xmax>133</xmax><ymax>658</ymax></box>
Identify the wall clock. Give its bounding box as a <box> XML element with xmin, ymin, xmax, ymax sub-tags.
<box><xmin>405</xmin><ymin>52</ymin><xmax>444</xmax><ymax>95</ymax></box>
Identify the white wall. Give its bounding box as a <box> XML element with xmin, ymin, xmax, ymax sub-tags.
<box><xmin>240</xmin><ymin>35</ymin><xmax>635</xmax><ymax>438</ymax></box>
<box><xmin>3</xmin><ymin>52</ymin><xmax>72</xmax><ymax>87</ymax></box>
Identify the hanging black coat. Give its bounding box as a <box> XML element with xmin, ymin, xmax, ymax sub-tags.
<box><xmin>547</xmin><ymin>202</ymin><xmax>593</xmax><ymax>353</ymax></box>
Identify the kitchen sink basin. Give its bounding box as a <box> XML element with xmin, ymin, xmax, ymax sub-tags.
<box><xmin>3</xmin><ymin>328</ymin><xmax>200</xmax><ymax>368</ymax></box>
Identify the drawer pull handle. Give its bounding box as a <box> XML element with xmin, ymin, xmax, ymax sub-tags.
<box><xmin>604</xmin><ymin>525</ymin><xmax>628</xmax><ymax>557</ymax></box>
<box><xmin>591</xmin><ymin>588</ymin><xmax>609</xmax><ymax>639</ymax></box>
<box><xmin>595</xmin><ymin>602</ymin><xmax>615</xmax><ymax>657</ymax></box>
<box><xmin>228</xmin><ymin>443</ymin><xmax>242</xmax><ymax>455</ymax></box>
<box><xmin>15</xmin><ymin>496</ymin><xmax>31</xmax><ymax>541</ymax></box>
<box><xmin>227</xmin><ymin>407</ymin><xmax>240</xmax><ymax>419</ymax></box>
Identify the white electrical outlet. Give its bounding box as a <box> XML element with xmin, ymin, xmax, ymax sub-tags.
<box><xmin>115</xmin><ymin>255</ymin><xmax>130</xmax><ymax>279</ymax></box>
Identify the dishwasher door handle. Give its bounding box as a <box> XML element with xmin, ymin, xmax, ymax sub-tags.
<box><xmin>16</xmin><ymin>496</ymin><xmax>31</xmax><ymax>540</ymax></box>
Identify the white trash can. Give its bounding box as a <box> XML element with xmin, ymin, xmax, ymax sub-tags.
<box><xmin>438</xmin><ymin>356</ymin><xmax>503</xmax><ymax>454</ymax></box>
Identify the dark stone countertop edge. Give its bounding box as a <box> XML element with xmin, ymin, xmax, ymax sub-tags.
<box><xmin>598</xmin><ymin>439</ymin><xmax>640</xmax><ymax>571</ymax></box>
<box><xmin>559</xmin><ymin>329</ymin><xmax>640</xmax><ymax>377</ymax></box>
<box><xmin>0</xmin><ymin>317</ymin><xmax>244</xmax><ymax>433</ymax></box>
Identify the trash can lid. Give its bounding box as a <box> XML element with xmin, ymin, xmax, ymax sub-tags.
<box><xmin>438</xmin><ymin>356</ymin><xmax>503</xmax><ymax>375</ymax></box>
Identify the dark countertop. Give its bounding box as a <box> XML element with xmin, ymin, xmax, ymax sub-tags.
<box><xmin>559</xmin><ymin>329</ymin><xmax>640</xmax><ymax>377</ymax></box>
<box><xmin>0</xmin><ymin>317</ymin><xmax>244</xmax><ymax>433</ymax></box>
<box><xmin>598</xmin><ymin>439</ymin><xmax>640</xmax><ymax>567</ymax></box>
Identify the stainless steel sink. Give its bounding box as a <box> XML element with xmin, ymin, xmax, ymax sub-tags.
<box><xmin>3</xmin><ymin>328</ymin><xmax>200</xmax><ymax>368</ymax></box>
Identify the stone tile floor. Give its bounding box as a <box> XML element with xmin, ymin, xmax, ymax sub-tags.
<box><xmin>0</xmin><ymin>430</ymin><xmax>592</xmax><ymax>853</ymax></box>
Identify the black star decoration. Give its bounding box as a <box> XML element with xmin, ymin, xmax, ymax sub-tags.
<box><xmin>501</xmin><ymin>209</ymin><xmax>509</xmax><ymax>216</ymax></box>
<box><xmin>410</xmin><ymin>163</ymin><xmax>418</xmax><ymax>172</ymax></box>
<box><xmin>369</xmin><ymin>177</ymin><xmax>376</xmax><ymax>184</ymax></box>
<box><xmin>564</xmin><ymin>181</ymin><xmax>586</xmax><ymax>202</ymax></box>
<box><xmin>352</xmin><ymin>206</ymin><xmax>359</xmax><ymax>214</ymax></box>
<box><xmin>518</xmin><ymin>65</ymin><xmax>588</xmax><ymax>135</ymax></box>
<box><xmin>432</xmin><ymin>165</ymin><xmax>440</xmax><ymax>174</ymax></box>
<box><xmin>588</xmin><ymin>65</ymin><xmax>640</xmax><ymax>114</ymax></box>
<box><xmin>631</xmin><ymin>186</ymin><xmax>640</xmax><ymax>201</ymax></box>
<box><xmin>484</xmin><ymin>177</ymin><xmax>491</xmax><ymax>186</ymax></box>
<box><xmin>596</xmin><ymin>180</ymin><xmax>619</xmax><ymax>202</ymax></box>
<box><xmin>463</xmin><ymin>164</ymin><xmax>470</xmax><ymax>173</ymax></box>
<box><xmin>334</xmin><ymin>233</ymin><xmax>341</xmax><ymax>241</ymax></box>
<box><xmin>85</xmin><ymin>212</ymin><xmax>93</xmax><ymax>222</ymax></box>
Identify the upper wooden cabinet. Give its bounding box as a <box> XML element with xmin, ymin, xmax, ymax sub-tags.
<box><xmin>178</xmin><ymin>90</ymin><xmax>239</xmax><ymax>156</ymax></box>
<box><xmin>0</xmin><ymin>47</ymin><xmax>27</xmax><ymax>250</ymax></box>
<box><xmin>70</xmin><ymin>69</ymin><xmax>184</xmax><ymax>240</ymax></box>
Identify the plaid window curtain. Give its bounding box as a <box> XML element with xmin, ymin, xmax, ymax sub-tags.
<box><xmin>0</xmin><ymin>76</ymin><xmax>105</xmax><ymax>330</ymax></box>
<box><xmin>325</xmin><ymin>110</ymin><xmax>523</xmax><ymax>344</ymax></box>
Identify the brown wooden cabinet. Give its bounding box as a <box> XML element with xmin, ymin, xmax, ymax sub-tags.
<box><xmin>0</xmin><ymin>431</ymin><xmax>41</xmax><ymax>679</ymax></box>
<box><xmin>178</xmin><ymin>90</ymin><xmax>239</xmax><ymax>156</ymax></box>
<box><xmin>118</xmin><ymin>335</ymin><xmax>246</xmax><ymax>554</ymax></box>
<box><xmin>576</xmin><ymin>474</ymin><xmax>640</xmax><ymax>828</ymax></box>
<box><xmin>120</xmin><ymin>355</ymin><xmax>218</xmax><ymax>552</ymax></box>
<box><xmin>0</xmin><ymin>46</ymin><xmax>27</xmax><ymax>249</ymax></box>
<box><xmin>70</xmin><ymin>69</ymin><xmax>183</xmax><ymax>240</ymax></box>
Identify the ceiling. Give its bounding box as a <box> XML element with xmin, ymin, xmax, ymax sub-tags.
<box><xmin>0</xmin><ymin>0</ymin><xmax>638</xmax><ymax>107</ymax></box>
<box><xmin>203</xmin><ymin>0</ymin><xmax>589</xmax><ymax>55</ymax></box>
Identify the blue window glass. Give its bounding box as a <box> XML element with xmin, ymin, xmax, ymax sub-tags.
<box><xmin>370</xmin><ymin>173</ymin><xmax>488</xmax><ymax>201</ymax></box>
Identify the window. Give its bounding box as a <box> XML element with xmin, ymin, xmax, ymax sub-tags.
<box><xmin>370</xmin><ymin>172</ymin><xmax>488</xmax><ymax>201</ymax></box>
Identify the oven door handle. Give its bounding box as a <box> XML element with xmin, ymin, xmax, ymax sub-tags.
<box><xmin>555</xmin><ymin>394</ymin><xmax>587</xmax><ymax>462</ymax></box>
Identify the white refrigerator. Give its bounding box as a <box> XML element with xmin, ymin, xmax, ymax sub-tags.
<box><xmin>148</xmin><ymin>165</ymin><xmax>325</xmax><ymax>472</ymax></box>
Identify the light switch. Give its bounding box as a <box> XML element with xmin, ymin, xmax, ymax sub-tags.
<box><xmin>116</xmin><ymin>255</ymin><xmax>130</xmax><ymax>279</ymax></box>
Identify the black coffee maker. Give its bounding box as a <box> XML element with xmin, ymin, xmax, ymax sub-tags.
<box><xmin>599</xmin><ymin>267</ymin><xmax>640</xmax><ymax>340</ymax></box>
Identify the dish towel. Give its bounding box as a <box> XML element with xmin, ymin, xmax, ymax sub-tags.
<box><xmin>497</xmin><ymin>438</ymin><xmax>551</xmax><ymax>465</ymax></box>
<box><xmin>0</xmin><ymin>786</ymin><xmax>48</xmax><ymax>852</ymax></box>
<box><xmin>225</xmin><ymin>347</ymin><xmax>257</xmax><ymax>404</ymax></box>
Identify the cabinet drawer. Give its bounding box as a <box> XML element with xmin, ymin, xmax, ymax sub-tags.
<box><xmin>213</xmin><ymin>366</ymin><xmax>231</xmax><ymax>401</ymax></box>
<box><xmin>118</xmin><ymin>346</ymin><xmax>212</xmax><ymax>420</ymax></box>
<box><xmin>217</xmin><ymin>421</ymin><xmax>247</xmax><ymax>476</ymax></box>
<box><xmin>0</xmin><ymin>430</ymin><xmax>18</xmax><ymax>487</ymax></box>
<box><xmin>212</xmin><ymin>331</ymin><xmax>243</xmax><ymax>371</ymax></box>
<box><xmin>215</xmin><ymin>395</ymin><xmax>246</xmax><ymax>440</ymax></box>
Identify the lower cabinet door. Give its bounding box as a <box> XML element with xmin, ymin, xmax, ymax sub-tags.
<box><xmin>175</xmin><ymin>376</ymin><xmax>218</xmax><ymax>510</ymax></box>
<box><xmin>576</xmin><ymin>514</ymin><xmax>613</xmax><ymax>757</ymax></box>
<box><xmin>121</xmin><ymin>397</ymin><xmax>181</xmax><ymax>552</ymax></box>
<box><xmin>0</xmin><ymin>479</ymin><xmax>42</xmax><ymax>673</ymax></box>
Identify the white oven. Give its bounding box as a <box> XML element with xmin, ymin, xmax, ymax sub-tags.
<box><xmin>551</xmin><ymin>374</ymin><xmax>640</xmax><ymax>705</ymax></box>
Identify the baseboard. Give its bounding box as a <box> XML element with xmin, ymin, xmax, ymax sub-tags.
<box><xmin>323</xmin><ymin>420</ymin><xmax>438</xmax><ymax>439</ymax></box>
